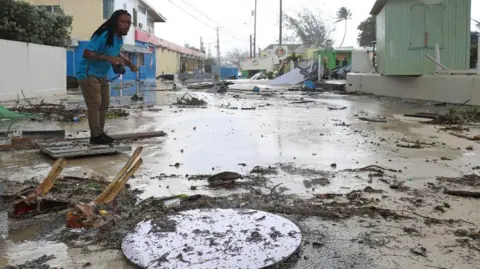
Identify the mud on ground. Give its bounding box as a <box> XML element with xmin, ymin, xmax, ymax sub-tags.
<box><xmin>4</xmin><ymin>164</ymin><xmax>480</xmax><ymax>268</ymax></box>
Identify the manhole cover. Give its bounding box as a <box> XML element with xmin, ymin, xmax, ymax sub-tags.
<box><xmin>122</xmin><ymin>208</ymin><xmax>302</xmax><ymax>269</ymax></box>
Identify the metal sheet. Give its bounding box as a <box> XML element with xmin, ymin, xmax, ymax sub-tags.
<box><xmin>122</xmin><ymin>208</ymin><xmax>302</xmax><ymax>269</ymax></box>
<box><xmin>38</xmin><ymin>140</ymin><xmax>131</xmax><ymax>159</ymax></box>
<box><xmin>122</xmin><ymin>44</ymin><xmax>152</xmax><ymax>54</ymax></box>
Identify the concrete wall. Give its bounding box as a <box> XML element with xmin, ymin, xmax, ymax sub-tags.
<box><xmin>352</xmin><ymin>50</ymin><xmax>375</xmax><ymax>73</ymax></box>
<box><xmin>156</xmin><ymin>48</ymin><xmax>180</xmax><ymax>76</ymax></box>
<box><xmin>0</xmin><ymin>39</ymin><xmax>66</xmax><ymax>102</ymax></box>
<box><xmin>25</xmin><ymin>0</ymin><xmax>103</xmax><ymax>41</ymax></box>
<box><xmin>346</xmin><ymin>73</ymin><xmax>480</xmax><ymax>106</ymax></box>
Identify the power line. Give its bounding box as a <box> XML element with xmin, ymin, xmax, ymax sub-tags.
<box><xmin>180</xmin><ymin>0</ymin><xmax>221</xmax><ymax>27</ymax></box>
<box><xmin>166</xmin><ymin>0</ymin><xmax>216</xmax><ymax>30</ymax></box>
<box><xmin>178</xmin><ymin>0</ymin><xmax>249</xmax><ymax>41</ymax></box>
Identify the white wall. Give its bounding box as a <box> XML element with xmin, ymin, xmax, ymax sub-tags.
<box><xmin>347</xmin><ymin>73</ymin><xmax>480</xmax><ymax>106</ymax></box>
<box><xmin>114</xmin><ymin>0</ymin><xmax>149</xmax><ymax>45</ymax></box>
<box><xmin>240</xmin><ymin>56</ymin><xmax>276</xmax><ymax>72</ymax></box>
<box><xmin>351</xmin><ymin>50</ymin><xmax>375</xmax><ymax>73</ymax></box>
<box><xmin>0</xmin><ymin>39</ymin><xmax>66</xmax><ymax>102</ymax></box>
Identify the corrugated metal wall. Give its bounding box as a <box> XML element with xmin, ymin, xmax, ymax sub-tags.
<box><xmin>376</xmin><ymin>7</ymin><xmax>387</xmax><ymax>74</ymax></box>
<box><xmin>379</xmin><ymin>0</ymin><xmax>471</xmax><ymax>75</ymax></box>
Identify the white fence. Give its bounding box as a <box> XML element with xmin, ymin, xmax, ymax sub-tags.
<box><xmin>0</xmin><ymin>39</ymin><xmax>66</xmax><ymax>102</ymax></box>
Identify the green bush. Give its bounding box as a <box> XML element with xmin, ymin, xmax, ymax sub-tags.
<box><xmin>0</xmin><ymin>0</ymin><xmax>72</xmax><ymax>47</ymax></box>
<box><xmin>266</xmin><ymin>71</ymin><xmax>274</xmax><ymax>79</ymax></box>
<box><xmin>471</xmin><ymin>44</ymin><xmax>478</xmax><ymax>69</ymax></box>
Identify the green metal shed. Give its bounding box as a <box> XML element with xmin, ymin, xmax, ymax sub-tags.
<box><xmin>371</xmin><ymin>0</ymin><xmax>471</xmax><ymax>76</ymax></box>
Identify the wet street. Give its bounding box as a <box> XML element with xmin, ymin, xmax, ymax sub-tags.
<box><xmin>1</xmin><ymin>83</ymin><xmax>480</xmax><ymax>268</ymax></box>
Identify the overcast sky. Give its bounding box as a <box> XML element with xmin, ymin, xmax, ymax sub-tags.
<box><xmin>150</xmin><ymin>0</ymin><xmax>480</xmax><ymax>55</ymax></box>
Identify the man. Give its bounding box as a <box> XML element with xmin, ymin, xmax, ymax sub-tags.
<box><xmin>76</xmin><ymin>10</ymin><xmax>138</xmax><ymax>145</ymax></box>
<box><xmin>342</xmin><ymin>57</ymin><xmax>349</xmax><ymax>67</ymax></box>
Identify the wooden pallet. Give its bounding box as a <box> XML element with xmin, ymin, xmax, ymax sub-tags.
<box><xmin>38</xmin><ymin>140</ymin><xmax>132</xmax><ymax>159</ymax></box>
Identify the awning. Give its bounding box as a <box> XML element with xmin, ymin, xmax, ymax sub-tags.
<box><xmin>122</xmin><ymin>44</ymin><xmax>152</xmax><ymax>54</ymax></box>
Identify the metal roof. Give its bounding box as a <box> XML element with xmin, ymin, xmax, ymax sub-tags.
<box><xmin>263</xmin><ymin>44</ymin><xmax>303</xmax><ymax>51</ymax></box>
<box><xmin>122</xmin><ymin>44</ymin><xmax>152</xmax><ymax>54</ymax></box>
<box><xmin>140</xmin><ymin>0</ymin><xmax>166</xmax><ymax>22</ymax></box>
<box><xmin>370</xmin><ymin>0</ymin><xmax>388</xmax><ymax>15</ymax></box>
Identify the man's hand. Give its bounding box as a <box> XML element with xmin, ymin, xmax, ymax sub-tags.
<box><xmin>106</xmin><ymin>56</ymin><xmax>124</xmax><ymax>65</ymax></box>
<box><xmin>129</xmin><ymin>65</ymin><xmax>138</xmax><ymax>72</ymax></box>
<box><xmin>119</xmin><ymin>54</ymin><xmax>137</xmax><ymax>72</ymax></box>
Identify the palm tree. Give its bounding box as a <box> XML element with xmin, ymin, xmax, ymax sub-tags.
<box><xmin>335</xmin><ymin>7</ymin><xmax>352</xmax><ymax>47</ymax></box>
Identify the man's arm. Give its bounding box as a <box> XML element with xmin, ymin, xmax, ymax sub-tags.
<box><xmin>83</xmin><ymin>50</ymin><xmax>109</xmax><ymax>61</ymax></box>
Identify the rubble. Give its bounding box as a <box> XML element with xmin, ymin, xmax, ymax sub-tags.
<box><xmin>7</xmin><ymin>101</ymin><xmax>129</xmax><ymax>123</ymax></box>
<box><xmin>3</xmin><ymin>254</ymin><xmax>56</xmax><ymax>269</ymax></box>
<box><xmin>174</xmin><ymin>93</ymin><xmax>207</xmax><ymax>106</ymax></box>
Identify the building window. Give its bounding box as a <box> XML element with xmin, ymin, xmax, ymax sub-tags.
<box><xmin>147</xmin><ymin>19</ymin><xmax>154</xmax><ymax>33</ymax></box>
<box><xmin>133</xmin><ymin>8</ymin><xmax>138</xmax><ymax>27</ymax></box>
<box><xmin>39</xmin><ymin>5</ymin><xmax>60</xmax><ymax>12</ymax></box>
<box><xmin>137</xmin><ymin>53</ymin><xmax>145</xmax><ymax>66</ymax></box>
<box><xmin>138</xmin><ymin>4</ymin><xmax>147</xmax><ymax>15</ymax></box>
<box><xmin>103</xmin><ymin>0</ymin><xmax>114</xmax><ymax>19</ymax></box>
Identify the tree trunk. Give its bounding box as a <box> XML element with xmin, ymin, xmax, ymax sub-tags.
<box><xmin>339</xmin><ymin>20</ymin><xmax>347</xmax><ymax>47</ymax></box>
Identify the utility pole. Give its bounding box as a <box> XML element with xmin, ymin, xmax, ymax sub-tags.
<box><xmin>253</xmin><ymin>0</ymin><xmax>257</xmax><ymax>57</ymax></box>
<box><xmin>216</xmin><ymin>27</ymin><xmax>221</xmax><ymax>66</ymax></box>
<box><xmin>279</xmin><ymin>0</ymin><xmax>282</xmax><ymax>45</ymax></box>
<box><xmin>249</xmin><ymin>35</ymin><xmax>253</xmax><ymax>58</ymax></box>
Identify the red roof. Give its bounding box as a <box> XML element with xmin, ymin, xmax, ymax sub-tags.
<box><xmin>135</xmin><ymin>29</ymin><xmax>205</xmax><ymax>58</ymax></box>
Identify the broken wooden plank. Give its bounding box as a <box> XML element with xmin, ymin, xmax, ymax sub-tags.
<box><xmin>449</xmin><ymin>132</ymin><xmax>480</xmax><ymax>141</ymax></box>
<box><xmin>327</xmin><ymin>106</ymin><xmax>347</xmax><ymax>110</ymax></box>
<box><xmin>22</xmin><ymin>130</ymin><xmax>65</xmax><ymax>139</ymax></box>
<box><xmin>445</xmin><ymin>189</ymin><xmax>480</xmax><ymax>199</ymax></box>
<box><xmin>404</xmin><ymin>113</ymin><xmax>439</xmax><ymax>120</ymax></box>
<box><xmin>87</xmin><ymin>131</ymin><xmax>167</xmax><ymax>141</ymax></box>
<box><xmin>358</xmin><ymin>117</ymin><xmax>387</xmax><ymax>123</ymax></box>
<box><xmin>1</xmin><ymin>131</ymin><xmax>166</xmax><ymax>152</ymax></box>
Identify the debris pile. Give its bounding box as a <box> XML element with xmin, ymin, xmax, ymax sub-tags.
<box><xmin>174</xmin><ymin>93</ymin><xmax>207</xmax><ymax>106</ymax></box>
<box><xmin>8</xmin><ymin>102</ymin><xmax>129</xmax><ymax>122</ymax></box>
<box><xmin>9</xmin><ymin>102</ymin><xmax>82</xmax><ymax>122</ymax></box>
<box><xmin>3</xmin><ymin>254</ymin><xmax>55</xmax><ymax>269</ymax></box>
<box><xmin>405</xmin><ymin>108</ymin><xmax>480</xmax><ymax>125</ymax></box>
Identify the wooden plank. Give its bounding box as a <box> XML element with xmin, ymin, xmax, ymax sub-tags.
<box><xmin>1</xmin><ymin>131</ymin><xmax>166</xmax><ymax>152</ymax></box>
<box><xmin>105</xmin><ymin>131</ymin><xmax>166</xmax><ymax>141</ymax></box>
<box><xmin>22</xmin><ymin>130</ymin><xmax>65</xmax><ymax>139</ymax></box>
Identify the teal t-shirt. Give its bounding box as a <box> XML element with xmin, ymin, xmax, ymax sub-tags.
<box><xmin>76</xmin><ymin>31</ymin><xmax>123</xmax><ymax>80</ymax></box>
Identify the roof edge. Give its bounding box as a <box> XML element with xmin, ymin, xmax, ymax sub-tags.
<box><xmin>140</xmin><ymin>0</ymin><xmax>167</xmax><ymax>22</ymax></box>
<box><xmin>370</xmin><ymin>0</ymin><xmax>388</xmax><ymax>15</ymax></box>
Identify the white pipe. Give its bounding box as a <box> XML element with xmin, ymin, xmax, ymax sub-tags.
<box><xmin>425</xmin><ymin>54</ymin><xmax>450</xmax><ymax>71</ymax></box>
<box><xmin>435</xmin><ymin>44</ymin><xmax>441</xmax><ymax>72</ymax></box>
